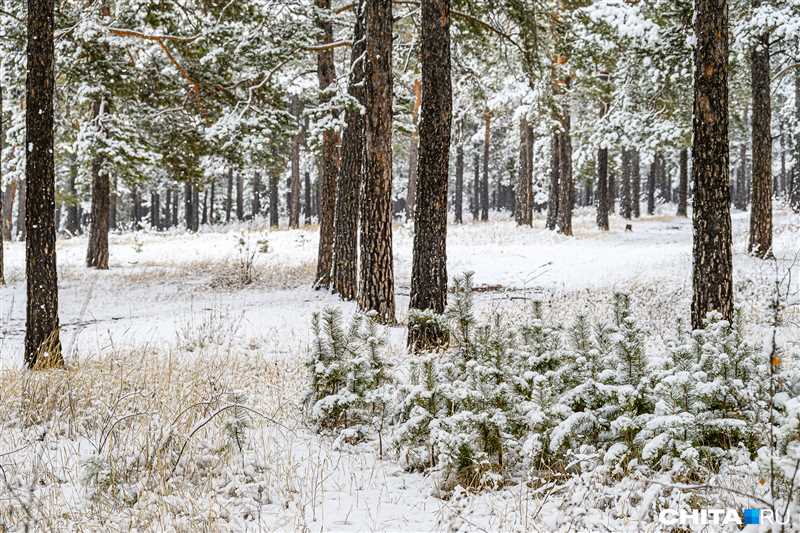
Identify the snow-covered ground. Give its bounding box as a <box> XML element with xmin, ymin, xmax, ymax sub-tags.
<box><xmin>0</xmin><ymin>207</ymin><xmax>799</xmax><ymax>531</ymax></box>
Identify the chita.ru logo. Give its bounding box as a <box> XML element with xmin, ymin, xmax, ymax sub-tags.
<box><xmin>658</xmin><ymin>507</ymin><xmax>787</xmax><ymax>527</ymax></box>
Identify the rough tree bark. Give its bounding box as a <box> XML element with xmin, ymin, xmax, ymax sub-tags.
<box><xmin>596</xmin><ymin>145</ymin><xmax>609</xmax><ymax>231</ymax></box>
<box><xmin>620</xmin><ymin>149</ymin><xmax>632</xmax><ymax>220</ymax></box>
<box><xmin>748</xmin><ymin>9</ymin><xmax>772</xmax><ymax>258</ymax></box>
<box><xmin>405</xmin><ymin>79</ymin><xmax>421</xmax><ymax>219</ymax></box>
<box><xmin>314</xmin><ymin>0</ymin><xmax>340</xmax><ymax>288</ymax></box>
<box><xmin>691</xmin><ymin>0</ymin><xmax>733</xmax><ymax>329</ymax></box>
<box><xmin>359</xmin><ymin>0</ymin><xmax>396</xmax><ymax>323</ymax></box>
<box><xmin>269</xmin><ymin>171</ymin><xmax>279</xmax><ymax>228</ymax></box>
<box><xmin>677</xmin><ymin>148</ymin><xmax>688</xmax><ymax>216</ymax></box>
<box><xmin>87</xmin><ymin>99</ymin><xmax>110</xmax><ymax>269</ymax></box>
<box><xmin>252</xmin><ymin>172</ymin><xmax>262</xmax><ymax>218</ymax></box>
<box><xmin>25</xmin><ymin>0</ymin><xmax>62</xmax><ymax>368</ymax></box>
<box><xmin>2</xmin><ymin>179</ymin><xmax>16</xmax><ymax>240</ymax></box>
<box><xmin>546</xmin><ymin>134</ymin><xmax>560</xmax><ymax>230</ymax></box>
<box><xmin>515</xmin><ymin>114</ymin><xmax>531</xmax><ymax>226</ymax></box>
<box><xmin>332</xmin><ymin>0</ymin><xmax>366</xmax><ymax>300</ymax></box>
<box><xmin>454</xmin><ymin>143</ymin><xmax>464</xmax><ymax>224</ymax></box>
<box><xmin>556</xmin><ymin>108</ymin><xmax>573</xmax><ymax>236</ymax></box>
<box><xmin>290</xmin><ymin>97</ymin><xmax>303</xmax><ymax>229</ymax></box>
<box><xmin>409</xmin><ymin>0</ymin><xmax>452</xmax><ymax>349</ymax></box>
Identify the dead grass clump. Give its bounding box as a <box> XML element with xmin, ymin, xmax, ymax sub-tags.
<box><xmin>0</xmin><ymin>351</ymin><xmax>305</xmax><ymax>530</ymax></box>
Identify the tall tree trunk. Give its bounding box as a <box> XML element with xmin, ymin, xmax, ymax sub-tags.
<box><xmin>192</xmin><ymin>188</ymin><xmax>200</xmax><ymax>231</ymax></box>
<box><xmin>454</xmin><ymin>144</ymin><xmax>464</xmax><ymax>224</ymax></box>
<box><xmin>547</xmin><ymin>134</ymin><xmax>560</xmax><ymax>230</ymax></box>
<box><xmin>359</xmin><ymin>0</ymin><xmax>396</xmax><ymax>323</ymax></box>
<box><xmin>252</xmin><ymin>172</ymin><xmax>262</xmax><ymax>218</ymax></box>
<box><xmin>472</xmin><ymin>153</ymin><xmax>479</xmax><ymax>221</ymax></box>
<box><xmin>677</xmin><ymin>148</ymin><xmax>688</xmax><ymax>216</ymax></box>
<box><xmin>290</xmin><ymin>98</ymin><xmax>303</xmax><ymax>229</ymax></box>
<box><xmin>608</xmin><ymin>170</ymin><xmax>616</xmax><ymax>214</ymax></box>
<box><xmin>314</xmin><ymin>0</ymin><xmax>340</xmax><ymax>288</ymax></box>
<box><xmin>748</xmin><ymin>11</ymin><xmax>772</xmax><ymax>258</ymax></box>
<box><xmin>209</xmin><ymin>179</ymin><xmax>215</xmax><ymax>224</ymax></box>
<box><xmin>620</xmin><ymin>149</ymin><xmax>632</xmax><ymax>220</ymax></box>
<box><xmin>17</xmin><ymin>179</ymin><xmax>27</xmax><ymax>241</ymax></box>
<box><xmin>632</xmin><ymin>150</ymin><xmax>641</xmax><ymax>218</ymax></box>
<box><xmin>226</xmin><ymin>168</ymin><xmax>233</xmax><ymax>222</ymax></box>
<box><xmin>65</xmin><ymin>162</ymin><xmax>79</xmax><ymax>235</ymax></box>
<box><xmin>153</xmin><ymin>191</ymin><xmax>161</xmax><ymax>229</ymax></box>
<box><xmin>691</xmin><ymin>0</ymin><xmax>733</xmax><ymax>329</ymax></box>
<box><xmin>556</xmin><ymin>109</ymin><xmax>573</xmax><ymax>236</ymax></box>
<box><xmin>269</xmin><ymin>171</ymin><xmax>279</xmax><ymax>228</ymax></box>
<box><xmin>734</xmin><ymin>143</ymin><xmax>747</xmax><ymax>211</ymax></box>
<box><xmin>236</xmin><ymin>172</ymin><xmax>244</xmax><ymax>220</ymax></box>
<box><xmin>596</xmin><ymin>146</ymin><xmax>609</xmax><ymax>230</ymax></box>
<box><xmin>184</xmin><ymin>182</ymin><xmax>193</xmax><ymax>230</ymax></box>
<box><xmin>405</xmin><ymin>79</ymin><xmax>421</xmax><ymax>219</ymax></box>
<box><xmin>2</xmin><ymin>179</ymin><xmax>16</xmax><ymax>240</ymax></box>
<box><xmin>164</xmin><ymin>189</ymin><xmax>172</xmax><ymax>229</ymax></box>
<box><xmin>515</xmin><ymin>114</ymin><xmax>531</xmax><ymax>226</ymax></box>
<box><xmin>409</xmin><ymin>0</ymin><xmax>451</xmax><ymax>348</ymax></box>
<box><xmin>480</xmin><ymin>111</ymin><xmax>491</xmax><ymax>221</ymax></box>
<box><xmin>87</xmin><ymin>99</ymin><xmax>110</xmax><ymax>269</ymax></box>
<box><xmin>25</xmin><ymin>0</ymin><xmax>62</xmax><ymax>368</ymax></box>
<box><xmin>779</xmin><ymin>119</ymin><xmax>786</xmax><ymax>197</ymax></box>
<box><xmin>304</xmin><ymin>171</ymin><xmax>313</xmax><ymax>223</ymax></box>
<box><xmin>110</xmin><ymin>176</ymin><xmax>117</xmax><ymax>230</ymax></box>
<box><xmin>333</xmin><ymin>0</ymin><xmax>367</xmax><ymax>300</ymax></box>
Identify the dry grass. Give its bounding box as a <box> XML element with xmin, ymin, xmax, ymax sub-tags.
<box><xmin>0</xmin><ymin>347</ymin><xmax>307</xmax><ymax>531</ymax></box>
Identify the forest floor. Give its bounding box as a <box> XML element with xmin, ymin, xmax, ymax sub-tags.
<box><xmin>0</xmin><ymin>206</ymin><xmax>799</xmax><ymax>531</ymax></box>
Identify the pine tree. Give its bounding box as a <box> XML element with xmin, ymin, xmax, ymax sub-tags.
<box><xmin>332</xmin><ymin>0</ymin><xmax>367</xmax><ymax>301</ymax></box>
<box><xmin>25</xmin><ymin>0</ymin><xmax>62</xmax><ymax>368</ymax></box>
<box><xmin>677</xmin><ymin>148</ymin><xmax>688</xmax><ymax>217</ymax></box>
<box><xmin>359</xmin><ymin>0</ymin><xmax>396</xmax><ymax>323</ymax></box>
<box><xmin>691</xmin><ymin>0</ymin><xmax>733</xmax><ymax>330</ymax></box>
<box><xmin>313</xmin><ymin>0</ymin><xmax>339</xmax><ymax>289</ymax></box>
<box><xmin>596</xmin><ymin>144</ymin><xmax>609</xmax><ymax>230</ymax></box>
<box><xmin>409</xmin><ymin>0</ymin><xmax>452</xmax><ymax>349</ymax></box>
<box><xmin>748</xmin><ymin>1</ymin><xmax>773</xmax><ymax>258</ymax></box>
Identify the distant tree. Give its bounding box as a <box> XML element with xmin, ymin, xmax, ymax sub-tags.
<box><xmin>596</xmin><ymin>144</ymin><xmax>609</xmax><ymax>230</ymax></box>
<box><xmin>547</xmin><ymin>134</ymin><xmax>560</xmax><ymax>230</ymax></box>
<box><xmin>409</xmin><ymin>0</ymin><xmax>452</xmax><ymax>348</ymax></box>
<box><xmin>514</xmin><ymin>113</ymin><xmax>532</xmax><ymax>226</ymax></box>
<box><xmin>314</xmin><ymin>0</ymin><xmax>339</xmax><ymax>289</ymax></box>
<box><xmin>25</xmin><ymin>0</ymin><xmax>62</xmax><ymax>368</ymax></box>
<box><xmin>359</xmin><ymin>0</ymin><xmax>395</xmax><ymax>323</ymax></box>
<box><xmin>677</xmin><ymin>148</ymin><xmax>688</xmax><ymax>216</ymax></box>
<box><xmin>620</xmin><ymin>149</ymin><xmax>632</xmax><ymax>220</ymax></box>
<box><xmin>480</xmin><ymin>111</ymin><xmax>490</xmax><ymax>221</ymax></box>
<box><xmin>86</xmin><ymin>99</ymin><xmax>110</xmax><ymax>269</ymax></box>
<box><xmin>748</xmin><ymin>0</ymin><xmax>772</xmax><ymax>258</ymax></box>
<box><xmin>556</xmin><ymin>108</ymin><xmax>573</xmax><ymax>236</ymax></box>
<box><xmin>691</xmin><ymin>0</ymin><xmax>733</xmax><ymax>329</ymax></box>
<box><xmin>333</xmin><ymin>0</ymin><xmax>367</xmax><ymax>301</ymax></box>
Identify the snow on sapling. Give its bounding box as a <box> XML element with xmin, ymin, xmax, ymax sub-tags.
<box><xmin>637</xmin><ymin>310</ymin><xmax>767</xmax><ymax>479</ymax></box>
<box><xmin>304</xmin><ymin>308</ymin><xmax>392</xmax><ymax>447</ymax></box>
<box><xmin>396</xmin><ymin>273</ymin><xmax>523</xmax><ymax>493</ymax></box>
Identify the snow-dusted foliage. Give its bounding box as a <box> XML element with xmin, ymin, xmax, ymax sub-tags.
<box><xmin>305</xmin><ymin>308</ymin><xmax>393</xmax><ymax>449</ymax></box>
